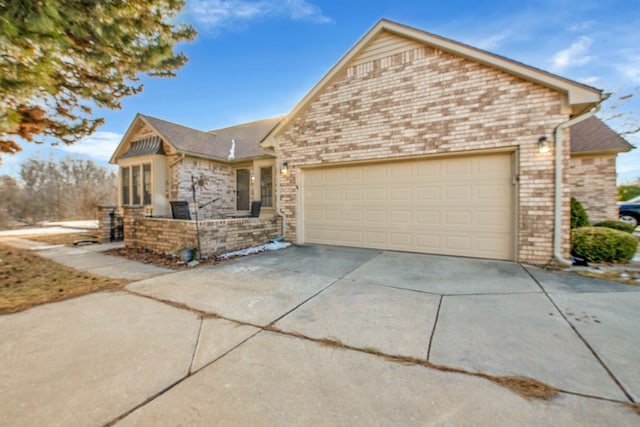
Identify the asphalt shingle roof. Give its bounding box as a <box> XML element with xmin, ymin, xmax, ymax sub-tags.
<box><xmin>571</xmin><ymin>116</ymin><xmax>633</xmax><ymax>154</ymax></box>
<box><xmin>139</xmin><ymin>114</ymin><xmax>280</xmax><ymax>162</ymax></box>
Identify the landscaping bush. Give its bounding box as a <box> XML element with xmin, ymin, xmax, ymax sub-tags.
<box><xmin>594</xmin><ymin>220</ymin><xmax>636</xmax><ymax>234</ymax></box>
<box><xmin>571</xmin><ymin>227</ymin><xmax>637</xmax><ymax>263</ymax></box>
<box><xmin>571</xmin><ymin>198</ymin><xmax>590</xmax><ymax>229</ymax></box>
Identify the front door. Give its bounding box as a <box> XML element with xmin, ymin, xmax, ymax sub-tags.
<box><xmin>236</xmin><ymin>169</ymin><xmax>250</xmax><ymax>210</ymax></box>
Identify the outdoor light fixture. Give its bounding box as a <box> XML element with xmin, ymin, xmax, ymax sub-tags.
<box><xmin>538</xmin><ymin>136</ymin><xmax>551</xmax><ymax>153</ymax></box>
<box><xmin>281</xmin><ymin>162</ymin><xmax>289</xmax><ymax>174</ymax></box>
<box><xmin>251</xmin><ymin>172</ymin><xmax>255</xmax><ymax>182</ymax></box>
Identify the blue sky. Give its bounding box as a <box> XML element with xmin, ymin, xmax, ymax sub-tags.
<box><xmin>2</xmin><ymin>0</ymin><xmax>639</xmax><ymax>182</ymax></box>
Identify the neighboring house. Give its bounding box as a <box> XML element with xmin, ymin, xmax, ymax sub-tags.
<box><xmin>568</xmin><ymin>116</ymin><xmax>633</xmax><ymax>222</ymax></box>
<box><xmin>110</xmin><ymin>19</ymin><xmax>632</xmax><ymax>265</ymax></box>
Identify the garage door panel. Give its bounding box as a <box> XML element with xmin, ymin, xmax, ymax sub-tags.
<box><xmin>390</xmin><ymin>210</ymin><xmax>412</xmax><ymax>223</ymax></box>
<box><xmin>446</xmin><ymin>211</ymin><xmax>472</xmax><ymax>226</ymax></box>
<box><xmin>366</xmin><ymin>210</ymin><xmax>387</xmax><ymax>223</ymax></box>
<box><xmin>478</xmin><ymin>184</ymin><xmax>511</xmax><ymax>200</ymax></box>
<box><xmin>365</xmin><ymin>232</ymin><xmax>386</xmax><ymax>245</ymax></box>
<box><xmin>416</xmin><ymin>210</ymin><xmax>441</xmax><ymax>225</ymax></box>
<box><xmin>445</xmin><ymin>158</ymin><xmax>473</xmax><ymax>175</ymax></box>
<box><xmin>389</xmin><ymin>233</ymin><xmax>412</xmax><ymax>247</ymax></box>
<box><xmin>390</xmin><ymin>187</ymin><xmax>412</xmax><ymax>201</ymax></box>
<box><xmin>344</xmin><ymin>210</ymin><xmax>363</xmax><ymax>222</ymax></box>
<box><xmin>415</xmin><ymin>234</ymin><xmax>442</xmax><ymax>250</ymax></box>
<box><xmin>446</xmin><ymin>185</ymin><xmax>472</xmax><ymax>200</ymax></box>
<box><xmin>365</xmin><ymin>188</ymin><xmax>386</xmax><ymax>201</ymax></box>
<box><xmin>303</xmin><ymin>153</ymin><xmax>514</xmax><ymax>260</ymax></box>
<box><xmin>417</xmin><ymin>162</ymin><xmax>441</xmax><ymax>177</ymax></box>
<box><xmin>416</xmin><ymin>186</ymin><xmax>441</xmax><ymax>201</ymax></box>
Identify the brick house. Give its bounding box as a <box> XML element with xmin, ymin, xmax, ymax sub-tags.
<box><xmin>569</xmin><ymin>117</ymin><xmax>633</xmax><ymax>223</ymax></box>
<box><xmin>110</xmin><ymin>19</ymin><xmax>633</xmax><ymax>265</ymax></box>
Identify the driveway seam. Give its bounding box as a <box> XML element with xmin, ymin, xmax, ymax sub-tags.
<box><xmin>426</xmin><ymin>295</ymin><xmax>443</xmax><ymax>361</ymax></box>
<box><xmin>523</xmin><ymin>266</ymin><xmax>635</xmax><ymax>403</ymax></box>
<box><xmin>266</xmin><ymin>279</ymin><xmax>341</xmax><ymax>327</ymax></box>
<box><xmin>187</xmin><ymin>318</ymin><xmax>204</xmax><ymax>375</ymax></box>
<box><xmin>103</xmin><ymin>324</ymin><xmax>264</xmax><ymax>426</ymax></box>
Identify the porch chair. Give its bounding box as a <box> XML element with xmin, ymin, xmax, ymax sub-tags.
<box><xmin>170</xmin><ymin>201</ymin><xmax>192</xmax><ymax>220</ymax></box>
<box><xmin>248</xmin><ymin>200</ymin><xmax>262</xmax><ymax>217</ymax></box>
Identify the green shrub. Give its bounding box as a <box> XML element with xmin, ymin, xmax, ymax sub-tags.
<box><xmin>571</xmin><ymin>198</ymin><xmax>590</xmax><ymax>229</ymax></box>
<box><xmin>594</xmin><ymin>220</ymin><xmax>636</xmax><ymax>234</ymax></box>
<box><xmin>571</xmin><ymin>227</ymin><xmax>637</xmax><ymax>263</ymax></box>
<box><xmin>618</xmin><ymin>185</ymin><xmax>640</xmax><ymax>201</ymax></box>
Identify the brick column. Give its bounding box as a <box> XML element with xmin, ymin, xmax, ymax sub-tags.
<box><xmin>96</xmin><ymin>205</ymin><xmax>116</xmax><ymax>243</ymax></box>
<box><xmin>123</xmin><ymin>205</ymin><xmax>145</xmax><ymax>248</ymax></box>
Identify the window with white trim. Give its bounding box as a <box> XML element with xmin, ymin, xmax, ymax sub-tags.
<box><xmin>121</xmin><ymin>164</ymin><xmax>152</xmax><ymax>206</ymax></box>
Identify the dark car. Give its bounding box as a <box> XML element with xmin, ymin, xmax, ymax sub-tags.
<box><xmin>619</xmin><ymin>203</ymin><xmax>640</xmax><ymax>228</ymax></box>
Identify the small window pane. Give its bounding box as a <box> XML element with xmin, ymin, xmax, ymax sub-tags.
<box><xmin>260</xmin><ymin>166</ymin><xmax>273</xmax><ymax>207</ymax></box>
<box><xmin>132</xmin><ymin>165</ymin><xmax>141</xmax><ymax>205</ymax></box>
<box><xmin>121</xmin><ymin>167</ymin><xmax>130</xmax><ymax>205</ymax></box>
<box><xmin>143</xmin><ymin>164</ymin><xmax>151</xmax><ymax>205</ymax></box>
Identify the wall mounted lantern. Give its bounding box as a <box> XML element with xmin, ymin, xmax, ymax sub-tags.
<box><xmin>538</xmin><ymin>136</ymin><xmax>551</xmax><ymax>153</ymax></box>
<box><xmin>281</xmin><ymin>162</ymin><xmax>289</xmax><ymax>174</ymax></box>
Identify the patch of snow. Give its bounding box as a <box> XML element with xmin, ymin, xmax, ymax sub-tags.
<box><xmin>41</xmin><ymin>220</ymin><xmax>98</xmax><ymax>229</ymax></box>
<box><xmin>228</xmin><ymin>138</ymin><xmax>236</xmax><ymax>161</ymax></box>
<box><xmin>0</xmin><ymin>227</ymin><xmax>91</xmax><ymax>237</ymax></box>
<box><xmin>216</xmin><ymin>241</ymin><xmax>291</xmax><ymax>260</ymax></box>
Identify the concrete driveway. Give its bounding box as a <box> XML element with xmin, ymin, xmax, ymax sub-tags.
<box><xmin>1</xmin><ymin>245</ymin><xmax>639</xmax><ymax>426</ymax></box>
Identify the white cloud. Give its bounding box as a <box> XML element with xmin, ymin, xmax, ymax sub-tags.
<box><xmin>550</xmin><ymin>36</ymin><xmax>593</xmax><ymax>72</ymax></box>
<box><xmin>567</xmin><ymin>21</ymin><xmax>595</xmax><ymax>33</ymax></box>
<box><xmin>577</xmin><ymin>76</ymin><xmax>601</xmax><ymax>85</ymax></box>
<box><xmin>615</xmin><ymin>52</ymin><xmax>640</xmax><ymax>83</ymax></box>
<box><xmin>474</xmin><ymin>31</ymin><xmax>511</xmax><ymax>51</ymax></box>
<box><xmin>57</xmin><ymin>131</ymin><xmax>123</xmax><ymax>161</ymax></box>
<box><xmin>188</xmin><ymin>0</ymin><xmax>332</xmax><ymax>30</ymax></box>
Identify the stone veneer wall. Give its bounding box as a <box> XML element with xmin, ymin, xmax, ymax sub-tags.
<box><xmin>174</xmin><ymin>157</ymin><xmax>241</xmax><ymax>220</ymax></box>
<box><xmin>124</xmin><ymin>208</ymin><xmax>282</xmax><ymax>257</ymax></box>
<box><xmin>569</xmin><ymin>154</ymin><xmax>619</xmax><ymax>223</ymax></box>
<box><xmin>275</xmin><ymin>35</ymin><xmax>572</xmax><ymax>265</ymax></box>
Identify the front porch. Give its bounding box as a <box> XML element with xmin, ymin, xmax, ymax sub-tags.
<box><xmin>98</xmin><ymin>205</ymin><xmax>282</xmax><ymax>259</ymax></box>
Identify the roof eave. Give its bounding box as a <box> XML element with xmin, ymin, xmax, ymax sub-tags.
<box><xmin>571</xmin><ymin>147</ymin><xmax>634</xmax><ymax>156</ymax></box>
<box><xmin>175</xmin><ymin>150</ymin><xmax>275</xmax><ymax>164</ymax></box>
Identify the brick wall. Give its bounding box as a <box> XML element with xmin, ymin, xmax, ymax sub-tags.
<box><xmin>96</xmin><ymin>205</ymin><xmax>117</xmax><ymax>243</ymax></box>
<box><xmin>125</xmin><ymin>214</ymin><xmax>282</xmax><ymax>258</ymax></box>
<box><xmin>276</xmin><ymin>35</ymin><xmax>571</xmax><ymax>265</ymax></box>
<box><xmin>175</xmin><ymin>158</ymin><xmax>239</xmax><ymax>220</ymax></box>
<box><xmin>569</xmin><ymin>154</ymin><xmax>619</xmax><ymax>223</ymax></box>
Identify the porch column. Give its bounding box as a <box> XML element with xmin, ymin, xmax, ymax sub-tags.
<box><xmin>123</xmin><ymin>205</ymin><xmax>145</xmax><ymax>248</ymax></box>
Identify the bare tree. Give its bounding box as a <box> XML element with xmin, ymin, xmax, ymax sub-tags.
<box><xmin>0</xmin><ymin>157</ymin><xmax>116</xmax><ymax>225</ymax></box>
<box><xmin>598</xmin><ymin>87</ymin><xmax>640</xmax><ymax>137</ymax></box>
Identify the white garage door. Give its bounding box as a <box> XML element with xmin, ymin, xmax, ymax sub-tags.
<box><xmin>302</xmin><ymin>153</ymin><xmax>515</xmax><ymax>260</ymax></box>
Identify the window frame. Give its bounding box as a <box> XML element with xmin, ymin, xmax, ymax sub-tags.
<box><xmin>260</xmin><ymin>166</ymin><xmax>273</xmax><ymax>208</ymax></box>
<box><xmin>120</xmin><ymin>162</ymin><xmax>152</xmax><ymax>206</ymax></box>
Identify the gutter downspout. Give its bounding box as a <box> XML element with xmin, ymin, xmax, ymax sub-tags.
<box><xmin>273</xmin><ymin>150</ymin><xmax>287</xmax><ymax>241</ymax></box>
<box><xmin>553</xmin><ymin>108</ymin><xmax>598</xmax><ymax>265</ymax></box>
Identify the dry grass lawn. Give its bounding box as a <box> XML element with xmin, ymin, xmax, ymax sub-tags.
<box><xmin>0</xmin><ymin>243</ymin><xmax>126</xmax><ymax>314</ymax></box>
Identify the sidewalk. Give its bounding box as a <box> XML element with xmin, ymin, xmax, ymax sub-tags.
<box><xmin>1</xmin><ymin>237</ymin><xmax>172</xmax><ymax>281</ymax></box>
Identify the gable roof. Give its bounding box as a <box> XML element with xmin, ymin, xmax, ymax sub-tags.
<box><xmin>571</xmin><ymin>116</ymin><xmax>634</xmax><ymax>154</ymax></box>
<box><xmin>207</xmin><ymin>117</ymin><xmax>282</xmax><ymax>160</ymax></box>
<box><xmin>111</xmin><ymin>114</ymin><xmax>281</xmax><ymax>164</ymax></box>
<box><xmin>264</xmin><ymin>19</ymin><xmax>602</xmax><ymax>146</ymax></box>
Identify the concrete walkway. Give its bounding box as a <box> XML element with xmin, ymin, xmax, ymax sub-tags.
<box><xmin>1</xmin><ymin>245</ymin><xmax>639</xmax><ymax>426</ymax></box>
<box><xmin>1</xmin><ymin>237</ymin><xmax>172</xmax><ymax>280</ymax></box>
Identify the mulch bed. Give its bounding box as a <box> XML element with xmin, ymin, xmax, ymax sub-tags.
<box><xmin>105</xmin><ymin>247</ymin><xmax>217</xmax><ymax>270</ymax></box>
